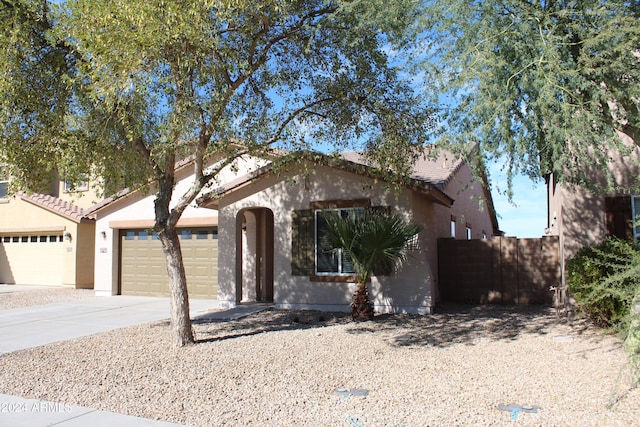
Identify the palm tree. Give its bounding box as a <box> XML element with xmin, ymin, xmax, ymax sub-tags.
<box><xmin>321</xmin><ymin>208</ymin><xmax>422</xmax><ymax>321</ymax></box>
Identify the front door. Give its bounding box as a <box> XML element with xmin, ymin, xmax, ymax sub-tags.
<box><xmin>237</xmin><ymin>208</ymin><xmax>274</xmax><ymax>303</ymax></box>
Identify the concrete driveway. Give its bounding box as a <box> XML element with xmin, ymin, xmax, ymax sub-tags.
<box><xmin>0</xmin><ymin>294</ymin><xmax>220</xmax><ymax>354</ymax></box>
<box><xmin>0</xmin><ymin>289</ymin><xmax>220</xmax><ymax>426</ymax></box>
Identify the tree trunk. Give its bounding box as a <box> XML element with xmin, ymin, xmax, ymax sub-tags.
<box><xmin>159</xmin><ymin>225</ymin><xmax>195</xmax><ymax>346</ymax></box>
<box><xmin>350</xmin><ymin>282</ymin><xmax>374</xmax><ymax>321</ymax></box>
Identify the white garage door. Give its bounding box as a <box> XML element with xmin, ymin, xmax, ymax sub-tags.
<box><xmin>120</xmin><ymin>228</ymin><xmax>218</xmax><ymax>299</ymax></box>
<box><xmin>0</xmin><ymin>233</ymin><xmax>65</xmax><ymax>285</ymax></box>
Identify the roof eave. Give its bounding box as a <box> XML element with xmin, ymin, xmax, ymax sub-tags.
<box><xmin>197</xmin><ymin>163</ymin><xmax>277</xmax><ymax>209</ymax></box>
<box><xmin>198</xmin><ymin>157</ymin><xmax>456</xmax><ymax>209</ymax></box>
<box><xmin>19</xmin><ymin>193</ymin><xmax>93</xmax><ymax>224</ymax></box>
<box><xmin>411</xmin><ymin>180</ymin><xmax>454</xmax><ymax>207</ymax></box>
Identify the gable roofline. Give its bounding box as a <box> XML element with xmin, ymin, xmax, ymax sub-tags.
<box><xmin>18</xmin><ymin>192</ymin><xmax>95</xmax><ymax>223</ymax></box>
<box><xmin>340</xmin><ymin>147</ymin><xmax>467</xmax><ymax>190</ymax></box>
<box><xmin>411</xmin><ymin>143</ymin><xmax>502</xmax><ymax>236</ymax></box>
<box><xmin>196</xmin><ymin>150</ymin><xmax>456</xmax><ymax>209</ymax></box>
<box><xmin>431</xmin><ymin>142</ymin><xmax>501</xmax><ymax>236</ymax></box>
<box><xmin>83</xmin><ymin>142</ymin><xmax>285</xmax><ymax>217</ymax></box>
<box><xmin>82</xmin><ymin>186</ymin><xmax>137</xmax><ymax>217</ymax></box>
<box><xmin>83</xmin><ymin>150</ymin><xmax>237</xmax><ymax>217</ymax></box>
<box><xmin>83</xmin><ymin>156</ymin><xmax>204</xmax><ymax>217</ymax></box>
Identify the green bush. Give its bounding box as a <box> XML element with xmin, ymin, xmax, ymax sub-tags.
<box><xmin>626</xmin><ymin>292</ymin><xmax>640</xmax><ymax>386</ymax></box>
<box><xmin>566</xmin><ymin>238</ymin><xmax>640</xmax><ymax>333</ymax></box>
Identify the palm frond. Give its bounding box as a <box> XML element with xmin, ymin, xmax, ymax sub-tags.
<box><xmin>321</xmin><ymin>208</ymin><xmax>422</xmax><ymax>285</ymax></box>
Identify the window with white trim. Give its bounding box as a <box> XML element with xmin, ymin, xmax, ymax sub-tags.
<box><xmin>64</xmin><ymin>173</ymin><xmax>89</xmax><ymax>192</ymax></box>
<box><xmin>315</xmin><ymin>208</ymin><xmax>362</xmax><ymax>275</ymax></box>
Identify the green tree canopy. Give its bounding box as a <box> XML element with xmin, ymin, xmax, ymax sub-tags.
<box><xmin>0</xmin><ymin>0</ymin><xmax>430</xmax><ymax>345</ymax></box>
<box><xmin>419</xmin><ymin>0</ymin><xmax>640</xmax><ymax>195</ymax></box>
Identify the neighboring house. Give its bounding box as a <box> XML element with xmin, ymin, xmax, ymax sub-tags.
<box><xmin>546</xmin><ymin>133</ymin><xmax>640</xmax><ymax>285</ymax></box>
<box><xmin>87</xmin><ymin>155</ymin><xmax>266</xmax><ymax>299</ymax></box>
<box><xmin>0</xmin><ymin>173</ymin><xmax>99</xmax><ymax>288</ymax></box>
<box><xmin>197</xmin><ymin>148</ymin><xmax>501</xmax><ymax>314</ymax></box>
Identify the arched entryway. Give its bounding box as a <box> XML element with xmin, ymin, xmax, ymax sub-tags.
<box><xmin>235</xmin><ymin>207</ymin><xmax>274</xmax><ymax>304</ymax></box>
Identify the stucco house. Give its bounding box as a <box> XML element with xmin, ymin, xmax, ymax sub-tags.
<box><xmin>546</xmin><ymin>133</ymin><xmax>640</xmax><ymax>285</ymax></box>
<box><xmin>2</xmin><ymin>145</ymin><xmax>500</xmax><ymax>314</ymax></box>
<box><xmin>0</xmin><ymin>172</ymin><xmax>98</xmax><ymax>288</ymax></box>
<box><xmin>197</xmin><ymin>148</ymin><xmax>501</xmax><ymax>314</ymax></box>
<box><xmin>87</xmin><ymin>155</ymin><xmax>266</xmax><ymax>298</ymax></box>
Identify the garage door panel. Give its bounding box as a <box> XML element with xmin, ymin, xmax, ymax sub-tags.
<box><xmin>120</xmin><ymin>228</ymin><xmax>217</xmax><ymax>299</ymax></box>
<box><xmin>0</xmin><ymin>234</ymin><xmax>65</xmax><ymax>285</ymax></box>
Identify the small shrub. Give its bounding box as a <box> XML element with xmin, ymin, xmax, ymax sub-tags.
<box><xmin>627</xmin><ymin>292</ymin><xmax>640</xmax><ymax>386</ymax></box>
<box><xmin>566</xmin><ymin>238</ymin><xmax>640</xmax><ymax>334</ymax></box>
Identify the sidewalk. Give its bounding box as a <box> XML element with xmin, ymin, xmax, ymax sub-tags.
<box><xmin>0</xmin><ymin>393</ymin><xmax>190</xmax><ymax>427</ymax></box>
<box><xmin>0</xmin><ymin>288</ymin><xmax>225</xmax><ymax>426</ymax></box>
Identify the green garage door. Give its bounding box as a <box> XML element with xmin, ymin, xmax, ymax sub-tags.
<box><xmin>120</xmin><ymin>228</ymin><xmax>218</xmax><ymax>299</ymax></box>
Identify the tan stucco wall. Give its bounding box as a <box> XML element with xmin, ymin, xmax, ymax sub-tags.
<box><xmin>55</xmin><ymin>176</ymin><xmax>106</xmax><ymax>209</ymax></box>
<box><xmin>92</xmin><ymin>155</ymin><xmax>264</xmax><ymax>296</ymax></box>
<box><xmin>441</xmin><ymin>162</ymin><xmax>497</xmax><ymax>240</ymax></box>
<box><xmin>73</xmin><ymin>222</ymin><xmax>96</xmax><ymax>288</ymax></box>
<box><xmin>550</xmin><ymin>184</ymin><xmax>607</xmax><ymax>260</ymax></box>
<box><xmin>548</xmin><ymin>134</ymin><xmax>640</xmax><ymax>261</ymax></box>
<box><xmin>0</xmin><ymin>196</ymin><xmax>94</xmax><ymax>287</ymax></box>
<box><xmin>422</xmin><ymin>162</ymin><xmax>498</xmax><ymax>303</ymax></box>
<box><xmin>215</xmin><ymin>163</ymin><xmax>495</xmax><ymax>314</ymax></box>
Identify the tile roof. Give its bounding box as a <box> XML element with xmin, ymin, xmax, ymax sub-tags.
<box><xmin>339</xmin><ymin>149</ymin><xmax>464</xmax><ymax>189</ymax></box>
<box><xmin>19</xmin><ymin>192</ymin><xmax>95</xmax><ymax>223</ymax></box>
<box><xmin>197</xmin><ymin>148</ymin><xmax>463</xmax><ymax>209</ymax></box>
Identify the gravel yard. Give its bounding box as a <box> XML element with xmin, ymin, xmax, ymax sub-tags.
<box><xmin>0</xmin><ymin>286</ymin><xmax>96</xmax><ymax>310</ymax></box>
<box><xmin>0</xmin><ymin>289</ymin><xmax>638</xmax><ymax>426</ymax></box>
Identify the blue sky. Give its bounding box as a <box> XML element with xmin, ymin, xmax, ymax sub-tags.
<box><xmin>487</xmin><ymin>164</ymin><xmax>548</xmax><ymax>238</ymax></box>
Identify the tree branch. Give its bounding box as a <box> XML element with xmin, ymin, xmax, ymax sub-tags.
<box><xmin>117</xmin><ymin>101</ymin><xmax>163</xmax><ymax>181</ymax></box>
<box><xmin>249</xmin><ymin>6</ymin><xmax>336</xmax><ymax>69</ymax></box>
<box><xmin>264</xmin><ymin>97</ymin><xmax>337</xmax><ymax>146</ymax></box>
<box><xmin>169</xmin><ymin>147</ymin><xmax>248</xmax><ymax>223</ymax></box>
<box><xmin>209</xmin><ymin>5</ymin><xmax>338</xmax><ymax>126</ymax></box>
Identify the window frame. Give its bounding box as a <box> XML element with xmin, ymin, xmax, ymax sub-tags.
<box><xmin>605</xmin><ymin>195</ymin><xmax>638</xmax><ymax>240</ymax></box>
<box><xmin>314</xmin><ymin>207</ymin><xmax>363</xmax><ymax>276</ymax></box>
<box><xmin>291</xmin><ymin>199</ymin><xmax>380</xmax><ymax>281</ymax></box>
<box><xmin>64</xmin><ymin>172</ymin><xmax>89</xmax><ymax>193</ymax></box>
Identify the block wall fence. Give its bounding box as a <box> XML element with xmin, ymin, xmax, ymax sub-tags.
<box><xmin>438</xmin><ymin>236</ymin><xmax>560</xmax><ymax>305</ymax></box>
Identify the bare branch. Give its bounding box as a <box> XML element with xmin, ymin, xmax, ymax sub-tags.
<box><xmin>264</xmin><ymin>97</ymin><xmax>337</xmax><ymax>146</ymax></box>
<box><xmin>247</xmin><ymin>13</ymin><xmax>271</xmax><ymax>63</ymax></box>
<box><xmin>210</xmin><ymin>5</ymin><xmax>337</xmax><ymax>125</ymax></box>
<box><xmin>249</xmin><ymin>6</ymin><xmax>337</xmax><ymax>69</ymax></box>
<box><xmin>212</xmin><ymin>49</ymin><xmax>234</xmax><ymax>87</ymax></box>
